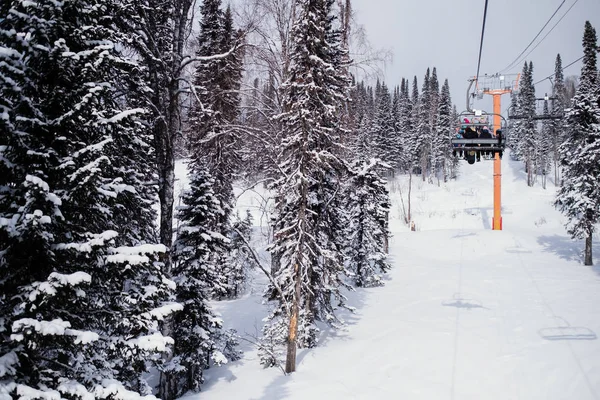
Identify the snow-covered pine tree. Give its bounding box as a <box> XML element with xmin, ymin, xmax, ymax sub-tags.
<box><xmin>374</xmin><ymin>79</ymin><xmax>382</xmax><ymax>105</ymax></box>
<box><xmin>371</xmin><ymin>82</ymin><xmax>396</xmax><ymax>171</ymax></box>
<box><xmin>187</xmin><ymin>0</ymin><xmax>245</xmax><ymax>299</ymax></box>
<box><xmin>0</xmin><ymin>0</ymin><xmax>177</xmax><ymax>397</ymax></box>
<box><xmin>166</xmin><ymin>165</ymin><xmax>236</xmax><ymax>398</ymax></box>
<box><xmin>507</xmin><ymin>92</ymin><xmax>520</xmax><ymax>155</ymax></box>
<box><xmin>189</xmin><ymin>0</ymin><xmax>247</xmax><ymax>296</ymax></box>
<box><xmin>433</xmin><ymin>79</ymin><xmax>453</xmax><ymax>183</ymax></box>
<box><xmin>538</xmin><ymin>100</ymin><xmax>552</xmax><ymax>189</ymax></box>
<box><xmin>345</xmin><ymin>159</ymin><xmax>392</xmax><ymax>287</ymax></box>
<box><xmin>429</xmin><ymin>67</ymin><xmax>440</xmax><ymax>138</ymax></box>
<box><xmin>514</xmin><ymin>61</ymin><xmax>537</xmax><ymax>186</ymax></box>
<box><xmin>367</xmin><ymin>84</ymin><xmax>376</xmax><ymax>116</ymax></box>
<box><xmin>349</xmin><ymin>81</ymin><xmax>373</xmax><ymax>159</ymax></box>
<box><xmin>264</xmin><ymin>0</ymin><xmax>352</xmax><ymax>373</ymax></box>
<box><xmin>550</xmin><ymin>54</ymin><xmax>568</xmax><ymax>186</ymax></box>
<box><xmin>416</xmin><ymin>68</ymin><xmax>432</xmax><ymax>181</ymax></box>
<box><xmin>397</xmin><ymin>78</ymin><xmax>412</xmax><ymax>172</ymax></box>
<box><xmin>229</xmin><ymin>210</ymin><xmax>255</xmax><ymax>296</ymax></box>
<box><xmin>555</xmin><ymin>21</ymin><xmax>600</xmax><ymax>266</ymax></box>
<box><xmin>391</xmin><ymin>85</ymin><xmax>403</xmax><ymax>169</ymax></box>
<box><xmin>406</xmin><ymin>76</ymin><xmax>420</xmax><ymax>174</ymax></box>
<box><xmin>448</xmin><ymin>105</ymin><xmax>460</xmax><ymax>179</ymax></box>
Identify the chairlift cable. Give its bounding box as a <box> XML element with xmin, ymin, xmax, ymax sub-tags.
<box><xmin>498</xmin><ymin>0</ymin><xmax>566</xmax><ymax>74</ymax></box>
<box><xmin>533</xmin><ymin>55</ymin><xmax>584</xmax><ymax>85</ymax></box>
<box><xmin>509</xmin><ymin>0</ymin><xmax>580</xmax><ymax>74</ymax></box>
<box><xmin>474</xmin><ymin>0</ymin><xmax>490</xmax><ymax>89</ymax></box>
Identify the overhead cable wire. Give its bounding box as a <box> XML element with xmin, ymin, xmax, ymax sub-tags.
<box><xmin>511</xmin><ymin>0</ymin><xmax>580</xmax><ymax>72</ymax></box>
<box><xmin>533</xmin><ymin>55</ymin><xmax>584</xmax><ymax>85</ymax></box>
<box><xmin>474</xmin><ymin>0</ymin><xmax>490</xmax><ymax>87</ymax></box>
<box><xmin>498</xmin><ymin>0</ymin><xmax>566</xmax><ymax>73</ymax></box>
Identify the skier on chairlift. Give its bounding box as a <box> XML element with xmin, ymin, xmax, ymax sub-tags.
<box><xmin>463</xmin><ymin>124</ymin><xmax>480</xmax><ymax>162</ymax></box>
<box><xmin>479</xmin><ymin>126</ymin><xmax>492</xmax><ymax>157</ymax></box>
<box><xmin>495</xmin><ymin>129</ymin><xmax>503</xmax><ymax>159</ymax></box>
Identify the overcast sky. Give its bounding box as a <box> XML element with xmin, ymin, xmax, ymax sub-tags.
<box><xmin>350</xmin><ymin>0</ymin><xmax>600</xmax><ymax>113</ymax></box>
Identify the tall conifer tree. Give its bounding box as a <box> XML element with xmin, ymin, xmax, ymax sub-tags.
<box><xmin>555</xmin><ymin>21</ymin><xmax>600</xmax><ymax>266</ymax></box>
<box><xmin>263</xmin><ymin>0</ymin><xmax>352</xmax><ymax>373</ymax></box>
<box><xmin>550</xmin><ymin>54</ymin><xmax>568</xmax><ymax>185</ymax></box>
<box><xmin>0</xmin><ymin>0</ymin><xmax>176</xmax><ymax>396</ymax></box>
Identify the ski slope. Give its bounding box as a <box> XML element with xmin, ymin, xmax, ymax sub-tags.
<box><xmin>184</xmin><ymin>151</ymin><xmax>600</xmax><ymax>400</ymax></box>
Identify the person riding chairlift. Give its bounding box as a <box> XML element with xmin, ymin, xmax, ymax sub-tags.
<box><xmin>462</xmin><ymin>123</ymin><xmax>480</xmax><ymax>162</ymax></box>
<box><xmin>479</xmin><ymin>126</ymin><xmax>493</xmax><ymax>157</ymax></box>
<box><xmin>452</xmin><ymin>125</ymin><xmax>466</xmax><ymax>157</ymax></box>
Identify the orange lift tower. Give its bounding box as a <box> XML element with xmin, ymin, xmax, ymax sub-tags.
<box><xmin>470</xmin><ymin>73</ymin><xmax>520</xmax><ymax>230</ymax></box>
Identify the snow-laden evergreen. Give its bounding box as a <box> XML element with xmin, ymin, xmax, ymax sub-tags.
<box><xmin>511</xmin><ymin>61</ymin><xmax>538</xmax><ymax>187</ymax></box>
<box><xmin>344</xmin><ymin>159</ymin><xmax>391</xmax><ymax>287</ymax></box>
<box><xmin>371</xmin><ymin>82</ymin><xmax>396</xmax><ymax>169</ymax></box>
<box><xmin>415</xmin><ymin>69</ymin><xmax>432</xmax><ymax>181</ymax></box>
<box><xmin>0</xmin><ymin>0</ymin><xmax>175</xmax><ymax>397</ymax></box>
<box><xmin>538</xmin><ymin>100</ymin><xmax>552</xmax><ymax>189</ymax></box>
<box><xmin>550</xmin><ymin>54</ymin><xmax>569</xmax><ymax>185</ymax></box>
<box><xmin>186</xmin><ymin>0</ymin><xmax>245</xmax><ymax>300</ymax></box>
<box><xmin>432</xmin><ymin>79</ymin><xmax>453</xmax><ymax>183</ymax></box>
<box><xmin>555</xmin><ymin>21</ymin><xmax>600</xmax><ymax>266</ymax></box>
<box><xmin>166</xmin><ymin>165</ymin><xmax>238</xmax><ymax>398</ymax></box>
<box><xmin>264</xmin><ymin>0</ymin><xmax>352</xmax><ymax>373</ymax></box>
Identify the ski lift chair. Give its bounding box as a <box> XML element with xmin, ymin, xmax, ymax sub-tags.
<box><xmin>451</xmin><ymin>110</ymin><xmax>507</xmax><ymax>164</ymax></box>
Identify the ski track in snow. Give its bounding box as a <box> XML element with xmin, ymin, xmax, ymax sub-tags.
<box><xmin>176</xmin><ymin>151</ymin><xmax>600</xmax><ymax>400</ymax></box>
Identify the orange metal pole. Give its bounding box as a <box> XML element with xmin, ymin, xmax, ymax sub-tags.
<box><xmin>492</xmin><ymin>94</ymin><xmax>502</xmax><ymax>230</ymax></box>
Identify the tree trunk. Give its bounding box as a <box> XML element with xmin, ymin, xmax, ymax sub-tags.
<box><xmin>407</xmin><ymin>170</ymin><xmax>412</xmax><ymax>224</ymax></box>
<box><xmin>584</xmin><ymin>233</ymin><xmax>593</xmax><ymax>266</ymax></box>
<box><xmin>526</xmin><ymin>155</ymin><xmax>533</xmax><ymax>187</ymax></box>
<box><xmin>554</xmin><ymin>158</ymin><xmax>559</xmax><ymax>187</ymax></box>
<box><xmin>443</xmin><ymin>160</ymin><xmax>448</xmax><ymax>183</ymax></box>
<box><xmin>157</xmin><ymin>136</ymin><xmax>175</xmax><ymax>271</ymax></box>
<box><xmin>382</xmin><ymin>208</ymin><xmax>389</xmax><ymax>253</ymax></box>
<box><xmin>285</xmin><ymin>272</ymin><xmax>300</xmax><ymax>374</ymax></box>
<box><xmin>286</xmin><ymin>136</ymin><xmax>308</xmax><ymax>374</ymax></box>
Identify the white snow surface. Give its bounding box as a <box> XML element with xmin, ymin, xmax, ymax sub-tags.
<box><xmin>0</xmin><ymin>351</ymin><xmax>18</xmax><ymax>378</ymax></box>
<box><xmin>101</xmin><ymin>108</ymin><xmax>145</xmax><ymax>124</ymax></box>
<box><xmin>126</xmin><ymin>333</ymin><xmax>174</xmax><ymax>352</ymax></box>
<box><xmin>177</xmin><ymin>152</ymin><xmax>600</xmax><ymax>400</ymax></box>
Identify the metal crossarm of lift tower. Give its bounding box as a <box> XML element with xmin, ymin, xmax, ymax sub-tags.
<box><xmin>472</xmin><ymin>73</ymin><xmax>521</xmax><ymax>100</ymax></box>
<box><xmin>508</xmin><ymin>94</ymin><xmax>564</xmax><ymax>120</ymax></box>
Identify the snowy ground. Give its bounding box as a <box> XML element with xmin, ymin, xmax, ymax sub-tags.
<box><xmin>177</xmin><ymin>151</ymin><xmax>600</xmax><ymax>400</ymax></box>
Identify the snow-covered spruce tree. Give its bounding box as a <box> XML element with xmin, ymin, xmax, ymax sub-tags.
<box><xmin>429</xmin><ymin>67</ymin><xmax>440</xmax><ymax>140</ymax></box>
<box><xmin>186</xmin><ymin>0</ymin><xmax>245</xmax><ymax>299</ymax></box>
<box><xmin>523</xmin><ymin>61</ymin><xmax>537</xmax><ymax>186</ymax></box>
<box><xmin>555</xmin><ymin>21</ymin><xmax>600</xmax><ymax>266</ymax></box>
<box><xmin>448</xmin><ymin>105</ymin><xmax>460</xmax><ymax>179</ymax></box>
<box><xmin>229</xmin><ymin>210</ymin><xmax>255</xmax><ymax>297</ymax></box>
<box><xmin>345</xmin><ymin>159</ymin><xmax>391</xmax><ymax>287</ymax></box>
<box><xmin>397</xmin><ymin>78</ymin><xmax>412</xmax><ymax>172</ymax></box>
<box><xmin>507</xmin><ymin>92</ymin><xmax>520</xmax><ymax>155</ymax></box>
<box><xmin>349</xmin><ymin>81</ymin><xmax>377</xmax><ymax>160</ymax></box>
<box><xmin>432</xmin><ymin>79</ymin><xmax>453</xmax><ymax>183</ymax></box>
<box><xmin>371</xmin><ymin>82</ymin><xmax>396</xmax><ymax>171</ymax></box>
<box><xmin>513</xmin><ymin>61</ymin><xmax>537</xmax><ymax>186</ymax></box>
<box><xmin>391</xmin><ymin>85</ymin><xmax>402</xmax><ymax>169</ymax></box>
<box><xmin>264</xmin><ymin>0</ymin><xmax>352</xmax><ymax>374</ymax></box>
<box><xmin>0</xmin><ymin>0</ymin><xmax>176</xmax><ymax>397</ymax></box>
<box><xmin>166</xmin><ymin>164</ymin><xmax>237</xmax><ymax>398</ymax></box>
<box><xmin>405</xmin><ymin>76</ymin><xmax>420</xmax><ymax>174</ymax></box>
<box><xmin>550</xmin><ymin>54</ymin><xmax>568</xmax><ymax>185</ymax></box>
<box><xmin>416</xmin><ymin>68</ymin><xmax>432</xmax><ymax>181</ymax></box>
<box><xmin>538</xmin><ymin>100</ymin><xmax>552</xmax><ymax>189</ymax></box>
